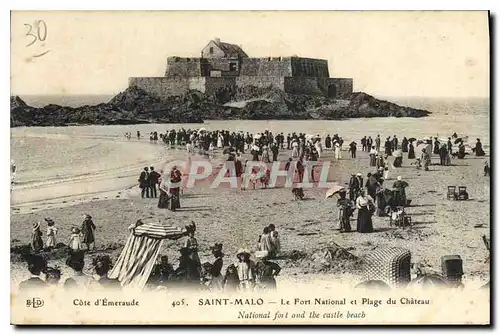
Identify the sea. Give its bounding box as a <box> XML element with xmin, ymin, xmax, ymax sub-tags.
<box><xmin>10</xmin><ymin>95</ymin><xmax>490</xmax><ymax>207</ymax></box>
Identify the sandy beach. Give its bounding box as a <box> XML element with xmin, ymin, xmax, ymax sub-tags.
<box><xmin>10</xmin><ymin>134</ymin><xmax>491</xmax><ymax>288</ymax></box>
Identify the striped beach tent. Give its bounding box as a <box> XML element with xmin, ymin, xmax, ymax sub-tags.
<box><xmin>108</xmin><ymin>218</ymin><xmax>189</xmax><ymax>290</ymax></box>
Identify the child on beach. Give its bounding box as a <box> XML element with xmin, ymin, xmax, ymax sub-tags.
<box><xmin>44</xmin><ymin>218</ymin><xmax>58</xmax><ymax>251</ymax></box>
<box><xmin>69</xmin><ymin>228</ymin><xmax>83</xmax><ymax>252</ymax></box>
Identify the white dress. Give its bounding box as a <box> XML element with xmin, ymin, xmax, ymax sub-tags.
<box><xmin>334</xmin><ymin>144</ymin><xmax>341</xmax><ymax>160</ymax></box>
<box><xmin>217</xmin><ymin>135</ymin><xmax>223</xmax><ymax>148</ymax></box>
<box><xmin>46</xmin><ymin>226</ymin><xmax>57</xmax><ymax>248</ymax></box>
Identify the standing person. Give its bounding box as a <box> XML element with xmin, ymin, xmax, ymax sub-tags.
<box><xmin>348</xmin><ymin>174</ymin><xmax>360</xmax><ymax>201</ymax></box>
<box><xmin>148</xmin><ymin>167</ymin><xmax>161</xmax><ymax>199</ymax></box>
<box><xmin>44</xmin><ymin>218</ymin><xmax>57</xmax><ymax>251</ymax></box>
<box><xmin>475</xmin><ymin>138</ymin><xmax>485</xmax><ymax>156</ymax></box>
<box><xmin>356</xmin><ymin>190</ymin><xmax>375</xmax><ymax>233</ymax></box>
<box><xmin>268</xmin><ymin>224</ymin><xmax>280</xmax><ymax>257</ymax></box>
<box><xmin>261</xmin><ymin>146</ymin><xmax>271</xmax><ymax>163</ymax></box>
<box><xmin>18</xmin><ymin>254</ymin><xmax>47</xmax><ymax>292</ymax></box>
<box><xmin>393</xmin><ymin>176</ymin><xmax>409</xmax><ymax>207</ymax></box>
<box><xmin>223</xmin><ymin>264</ymin><xmax>240</xmax><ymax>292</ymax></box>
<box><xmin>271</xmin><ymin>143</ymin><xmax>279</xmax><ymax>162</ymax></box>
<box><xmin>337</xmin><ymin>190</ymin><xmax>352</xmax><ymax>232</ymax></box>
<box><xmin>375</xmin><ymin>135</ymin><xmax>381</xmax><ymax>152</ymax></box>
<box><xmin>168</xmin><ymin>165</ymin><xmax>182</xmax><ymax>211</ymax></box>
<box><xmin>30</xmin><ymin>222</ymin><xmax>43</xmax><ymax>253</ymax></box>
<box><xmin>255</xmin><ymin>250</ymin><xmax>281</xmax><ymax>291</ymax></box>
<box><xmin>401</xmin><ymin>137</ymin><xmax>409</xmax><ymax>153</ymax></box>
<box><xmin>408</xmin><ymin>141</ymin><xmax>416</xmax><ymax>159</ymax></box>
<box><xmin>137</xmin><ymin>131</ymin><xmax>141</xmax><ymax>140</ymax></box>
<box><xmin>421</xmin><ymin>148</ymin><xmax>431</xmax><ymax>171</ymax></box>
<box><xmin>361</xmin><ymin>136</ymin><xmax>367</xmax><ymax>152</ymax></box>
<box><xmin>367</xmin><ymin>136</ymin><xmax>373</xmax><ymax>152</ymax></box>
<box><xmin>433</xmin><ymin>137</ymin><xmax>441</xmax><ymax>155</ymax></box>
<box><xmin>81</xmin><ymin>214</ymin><xmax>96</xmax><ymax>251</ymax></box>
<box><xmin>157</xmin><ymin>172</ymin><xmax>169</xmax><ymax>209</ymax></box>
<box><xmin>384</xmin><ymin>137</ymin><xmax>392</xmax><ymax>156</ymax></box>
<box><xmin>369</xmin><ymin>146</ymin><xmax>377</xmax><ymax>166</ymax></box>
<box><xmin>235</xmin><ymin>249</ymin><xmax>256</xmax><ymax>291</ymax></box>
<box><xmin>439</xmin><ymin>144</ymin><xmax>448</xmax><ymax>166</ymax></box>
<box><xmin>392</xmin><ymin>135</ymin><xmax>399</xmax><ymax>150</ymax></box>
<box><xmin>325</xmin><ymin>135</ymin><xmax>332</xmax><ymax>151</ymax></box>
<box><xmin>365</xmin><ymin>173</ymin><xmax>380</xmax><ymax>199</ymax></box>
<box><xmin>138</xmin><ymin>167</ymin><xmax>150</xmax><ymax>199</ymax></box>
<box><xmin>334</xmin><ymin>142</ymin><xmax>342</xmax><ymax>160</ymax></box>
<box><xmin>184</xmin><ymin>228</ymin><xmax>201</xmax><ymax>272</ymax></box>
<box><xmin>209</xmin><ymin>244</ymin><xmax>224</xmax><ymax>291</ymax></box>
<box><xmin>447</xmin><ymin>137</ymin><xmax>453</xmax><ymax>155</ymax></box>
<box><xmin>69</xmin><ymin>227</ymin><xmax>83</xmax><ymax>253</ymax></box>
<box><xmin>349</xmin><ymin>141</ymin><xmax>357</xmax><ymax>158</ymax></box>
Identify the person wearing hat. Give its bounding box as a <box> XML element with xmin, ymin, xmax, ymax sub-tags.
<box><xmin>337</xmin><ymin>189</ymin><xmax>353</xmax><ymax>232</ymax></box>
<box><xmin>408</xmin><ymin>139</ymin><xmax>416</xmax><ymax>159</ymax></box>
<box><xmin>475</xmin><ymin>138</ymin><xmax>485</xmax><ymax>157</ymax></box>
<box><xmin>384</xmin><ymin>137</ymin><xmax>392</xmax><ymax>156</ymax></box>
<box><xmin>393</xmin><ymin>176</ymin><xmax>409</xmax><ymax>207</ymax></box>
<box><xmin>30</xmin><ymin>222</ymin><xmax>43</xmax><ymax>253</ymax></box>
<box><xmin>147</xmin><ymin>255</ymin><xmax>174</xmax><ymax>289</ymax></box>
<box><xmin>92</xmin><ymin>255</ymin><xmax>121</xmax><ymax>290</ymax></box>
<box><xmin>235</xmin><ymin>248</ymin><xmax>256</xmax><ymax>291</ymax></box>
<box><xmin>184</xmin><ymin>228</ymin><xmax>201</xmax><ymax>273</ymax></box>
<box><xmin>255</xmin><ymin>250</ymin><xmax>281</xmax><ymax>291</ymax></box>
<box><xmin>69</xmin><ymin>227</ymin><xmax>83</xmax><ymax>252</ymax></box>
<box><xmin>19</xmin><ymin>254</ymin><xmax>48</xmax><ymax>292</ymax></box>
<box><xmin>44</xmin><ymin>218</ymin><xmax>58</xmax><ymax>251</ymax></box>
<box><xmin>44</xmin><ymin>266</ymin><xmax>62</xmax><ymax>286</ymax></box>
<box><xmin>356</xmin><ymin>189</ymin><xmax>375</xmax><ymax>233</ymax></box>
<box><xmin>81</xmin><ymin>214</ymin><xmax>96</xmax><ymax>251</ymax></box>
<box><xmin>365</xmin><ymin>172</ymin><xmax>380</xmax><ymax>199</ymax></box>
<box><xmin>168</xmin><ymin>165</ymin><xmax>182</xmax><ymax>211</ymax></box>
<box><xmin>64</xmin><ymin>250</ymin><xmax>94</xmax><ymax>291</ymax></box>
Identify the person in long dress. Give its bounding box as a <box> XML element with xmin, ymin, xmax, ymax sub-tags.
<box><xmin>408</xmin><ymin>141</ymin><xmax>416</xmax><ymax>159</ymax></box>
<box><xmin>268</xmin><ymin>224</ymin><xmax>280</xmax><ymax>258</ymax></box>
<box><xmin>81</xmin><ymin>214</ymin><xmax>96</xmax><ymax>251</ymax></box>
<box><xmin>356</xmin><ymin>191</ymin><xmax>375</xmax><ymax>233</ymax></box>
<box><xmin>44</xmin><ymin>218</ymin><xmax>57</xmax><ymax>251</ymax></box>
<box><xmin>157</xmin><ymin>173</ymin><xmax>170</xmax><ymax>209</ymax></box>
<box><xmin>69</xmin><ymin>227</ymin><xmax>83</xmax><ymax>252</ymax></box>
<box><xmin>184</xmin><ymin>229</ymin><xmax>201</xmax><ymax>272</ymax></box>
<box><xmin>334</xmin><ymin>142</ymin><xmax>341</xmax><ymax>160</ymax></box>
<box><xmin>259</xmin><ymin>227</ymin><xmax>273</xmax><ymax>253</ymax></box>
<box><xmin>393</xmin><ymin>176</ymin><xmax>409</xmax><ymax>207</ymax></box>
<box><xmin>217</xmin><ymin>134</ymin><xmax>223</xmax><ymax>148</ymax></box>
<box><xmin>369</xmin><ymin>146</ymin><xmax>377</xmax><ymax>166</ymax></box>
<box><xmin>235</xmin><ymin>249</ymin><xmax>256</xmax><ymax>291</ymax></box>
<box><xmin>30</xmin><ymin>222</ymin><xmax>43</xmax><ymax>253</ymax></box>
<box><xmin>168</xmin><ymin>165</ymin><xmax>182</xmax><ymax>211</ymax></box>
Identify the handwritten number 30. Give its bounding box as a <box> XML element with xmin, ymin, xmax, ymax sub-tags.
<box><xmin>24</xmin><ymin>20</ymin><xmax>47</xmax><ymax>47</ymax></box>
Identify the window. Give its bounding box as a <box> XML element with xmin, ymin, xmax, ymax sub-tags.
<box><xmin>229</xmin><ymin>62</ymin><xmax>237</xmax><ymax>71</ymax></box>
<box><xmin>209</xmin><ymin>47</ymin><xmax>213</xmax><ymax>54</ymax></box>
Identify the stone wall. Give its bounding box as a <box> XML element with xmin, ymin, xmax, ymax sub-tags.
<box><xmin>235</xmin><ymin>76</ymin><xmax>285</xmax><ymax>90</ymax></box>
<box><xmin>204</xmin><ymin>77</ymin><xmax>236</xmax><ymax>96</ymax></box>
<box><xmin>129</xmin><ymin>77</ymin><xmax>207</xmax><ymax>97</ymax></box>
<box><xmin>239</xmin><ymin>58</ymin><xmax>293</xmax><ymax>77</ymax></box>
<box><xmin>319</xmin><ymin>78</ymin><xmax>353</xmax><ymax>99</ymax></box>
<box><xmin>165</xmin><ymin>57</ymin><xmax>203</xmax><ymax>77</ymax></box>
<box><xmin>291</xmin><ymin>58</ymin><xmax>329</xmax><ymax>77</ymax></box>
<box><xmin>283</xmin><ymin>77</ymin><xmax>323</xmax><ymax>96</ymax></box>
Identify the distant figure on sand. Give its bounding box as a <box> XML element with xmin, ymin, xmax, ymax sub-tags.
<box><xmin>81</xmin><ymin>214</ymin><xmax>96</xmax><ymax>251</ymax></box>
<box><xmin>30</xmin><ymin>222</ymin><xmax>43</xmax><ymax>253</ymax></box>
<box><xmin>421</xmin><ymin>148</ymin><xmax>431</xmax><ymax>171</ymax></box>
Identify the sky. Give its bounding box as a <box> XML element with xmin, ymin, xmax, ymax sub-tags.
<box><xmin>10</xmin><ymin>11</ymin><xmax>490</xmax><ymax>98</ymax></box>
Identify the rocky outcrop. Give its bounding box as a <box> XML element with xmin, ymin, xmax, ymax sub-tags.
<box><xmin>11</xmin><ymin>86</ymin><xmax>430</xmax><ymax>127</ymax></box>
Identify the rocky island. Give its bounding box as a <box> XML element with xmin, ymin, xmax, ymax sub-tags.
<box><xmin>10</xmin><ymin>86</ymin><xmax>430</xmax><ymax>127</ymax></box>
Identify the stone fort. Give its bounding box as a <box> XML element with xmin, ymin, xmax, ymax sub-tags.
<box><xmin>129</xmin><ymin>38</ymin><xmax>353</xmax><ymax>99</ymax></box>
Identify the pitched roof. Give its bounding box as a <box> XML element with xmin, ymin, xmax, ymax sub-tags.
<box><xmin>213</xmin><ymin>40</ymin><xmax>248</xmax><ymax>58</ymax></box>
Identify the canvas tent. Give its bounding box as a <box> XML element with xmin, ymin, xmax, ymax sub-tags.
<box><xmin>108</xmin><ymin>218</ymin><xmax>190</xmax><ymax>290</ymax></box>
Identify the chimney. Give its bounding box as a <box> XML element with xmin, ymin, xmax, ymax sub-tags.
<box><xmin>215</xmin><ymin>37</ymin><xmax>221</xmax><ymax>44</ymax></box>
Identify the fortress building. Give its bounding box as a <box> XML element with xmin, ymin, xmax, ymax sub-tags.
<box><xmin>129</xmin><ymin>38</ymin><xmax>353</xmax><ymax>99</ymax></box>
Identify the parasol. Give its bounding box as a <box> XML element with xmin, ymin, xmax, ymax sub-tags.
<box><xmin>408</xmin><ymin>137</ymin><xmax>416</xmax><ymax>143</ymax></box>
<box><xmin>325</xmin><ymin>185</ymin><xmax>346</xmax><ymax>199</ymax></box>
<box><xmin>454</xmin><ymin>137</ymin><xmax>465</xmax><ymax>144</ymax></box>
<box><xmin>131</xmin><ymin>218</ymin><xmax>187</xmax><ymax>240</ymax></box>
<box><xmin>198</xmin><ymin>127</ymin><xmax>206</xmax><ymax>132</ymax></box>
<box><xmin>392</xmin><ymin>150</ymin><xmax>402</xmax><ymax>158</ymax></box>
<box><xmin>305</xmin><ymin>134</ymin><xmax>315</xmax><ymax>140</ymax></box>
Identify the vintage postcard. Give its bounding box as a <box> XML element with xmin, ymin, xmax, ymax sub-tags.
<box><xmin>10</xmin><ymin>11</ymin><xmax>490</xmax><ymax>325</ymax></box>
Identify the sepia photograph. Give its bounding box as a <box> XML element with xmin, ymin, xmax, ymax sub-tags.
<box><xmin>9</xmin><ymin>10</ymin><xmax>491</xmax><ymax>325</ymax></box>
